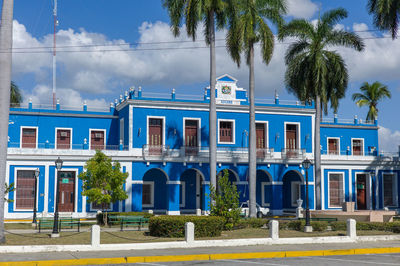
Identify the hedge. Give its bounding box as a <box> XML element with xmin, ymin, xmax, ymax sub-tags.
<box><xmin>149</xmin><ymin>216</ymin><xmax>225</xmax><ymax>237</ymax></box>
<box><xmin>235</xmin><ymin>218</ymin><xmax>267</xmax><ymax>229</ymax></box>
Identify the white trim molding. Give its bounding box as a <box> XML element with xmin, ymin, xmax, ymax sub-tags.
<box><xmin>217</xmin><ymin>119</ymin><xmax>236</xmax><ymax>145</ymax></box>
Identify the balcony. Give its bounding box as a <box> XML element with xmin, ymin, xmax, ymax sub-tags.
<box><xmin>281</xmin><ymin>149</ymin><xmax>306</xmax><ymax>160</ymax></box>
<box><xmin>142</xmin><ymin>145</ymin><xmax>170</xmax><ymax>160</ymax></box>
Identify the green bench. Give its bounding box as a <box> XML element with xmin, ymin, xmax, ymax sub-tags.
<box><xmin>108</xmin><ymin>215</ymin><xmax>125</xmax><ymax>227</ymax></box>
<box><xmin>120</xmin><ymin>216</ymin><xmax>149</xmax><ymax>231</ymax></box>
<box><xmin>37</xmin><ymin>217</ymin><xmax>81</xmax><ymax>233</ymax></box>
<box><xmin>299</xmin><ymin>217</ymin><xmax>338</xmax><ymax>222</ymax></box>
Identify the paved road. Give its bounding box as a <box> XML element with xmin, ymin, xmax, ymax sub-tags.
<box><xmin>118</xmin><ymin>254</ymin><xmax>400</xmax><ymax>265</ymax></box>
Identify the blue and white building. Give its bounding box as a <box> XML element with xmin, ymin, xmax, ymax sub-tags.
<box><xmin>5</xmin><ymin>74</ymin><xmax>400</xmax><ymax>219</ymax></box>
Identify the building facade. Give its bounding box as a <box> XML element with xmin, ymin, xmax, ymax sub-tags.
<box><xmin>5</xmin><ymin>74</ymin><xmax>400</xmax><ymax>219</ymax></box>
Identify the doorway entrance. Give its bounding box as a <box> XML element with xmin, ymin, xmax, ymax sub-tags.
<box><xmin>357</xmin><ymin>174</ymin><xmax>367</xmax><ymax>210</ymax></box>
<box><xmin>57</xmin><ymin>171</ymin><xmax>75</xmax><ymax>212</ymax></box>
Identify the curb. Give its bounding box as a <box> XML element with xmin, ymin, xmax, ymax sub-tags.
<box><xmin>1</xmin><ymin>247</ymin><xmax>400</xmax><ymax>265</ymax></box>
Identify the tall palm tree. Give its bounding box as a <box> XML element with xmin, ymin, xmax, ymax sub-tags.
<box><xmin>352</xmin><ymin>81</ymin><xmax>391</xmax><ymax>121</ymax></box>
<box><xmin>10</xmin><ymin>81</ymin><xmax>22</xmax><ymax>107</ymax></box>
<box><xmin>368</xmin><ymin>0</ymin><xmax>400</xmax><ymax>39</ymax></box>
<box><xmin>278</xmin><ymin>8</ymin><xmax>364</xmax><ymax>210</ymax></box>
<box><xmin>226</xmin><ymin>0</ymin><xmax>287</xmax><ymax>217</ymax></box>
<box><xmin>0</xmin><ymin>0</ymin><xmax>15</xmax><ymax>244</ymax></box>
<box><xmin>162</xmin><ymin>0</ymin><xmax>227</xmax><ymax>193</ymax></box>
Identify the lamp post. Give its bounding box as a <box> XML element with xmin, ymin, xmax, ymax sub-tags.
<box><xmin>302</xmin><ymin>158</ymin><xmax>312</xmax><ymax>232</ymax></box>
<box><xmin>32</xmin><ymin>168</ymin><xmax>39</xmax><ymax>226</ymax></box>
<box><xmin>51</xmin><ymin>157</ymin><xmax>63</xmax><ymax>238</ymax></box>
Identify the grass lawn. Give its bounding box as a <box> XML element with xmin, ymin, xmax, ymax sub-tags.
<box><xmin>1</xmin><ymin>228</ymin><xmax>396</xmax><ymax>246</ymax></box>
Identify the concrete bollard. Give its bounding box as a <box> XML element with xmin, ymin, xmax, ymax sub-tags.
<box><xmin>347</xmin><ymin>219</ymin><xmax>357</xmax><ymax>239</ymax></box>
<box><xmin>91</xmin><ymin>225</ymin><xmax>100</xmax><ymax>247</ymax></box>
<box><xmin>196</xmin><ymin>209</ymin><xmax>202</xmax><ymax>216</ymax></box>
<box><xmin>269</xmin><ymin>220</ymin><xmax>279</xmax><ymax>240</ymax></box>
<box><xmin>185</xmin><ymin>222</ymin><xmax>194</xmax><ymax>244</ymax></box>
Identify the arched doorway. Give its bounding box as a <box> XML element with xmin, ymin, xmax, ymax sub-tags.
<box><xmin>257</xmin><ymin>170</ymin><xmax>272</xmax><ymax>208</ymax></box>
<box><xmin>180</xmin><ymin>168</ymin><xmax>205</xmax><ymax>213</ymax></box>
<box><xmin>142</xmin><ymin>168</ymin><xmax>168</xmax><ymax>213</ymax></box>
<box><xmin>282</xmin><ymin>170</ymin><xmax>304</xmax><ymax>211</ymax></box>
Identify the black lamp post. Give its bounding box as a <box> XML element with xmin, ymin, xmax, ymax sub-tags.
<box><xmin>302</xmin><ymin>158</ymin><xmax>312</xmax><ymax>231</ymax></box>
<box><xmin>32</xmin><ymin>168</ymin><xmax>39</xmax><ymax>226</ymax></box>
<box><xmin>52</xmin><ymin>157</ymin><xmax>63</xmax><ymax>237</ymax></box>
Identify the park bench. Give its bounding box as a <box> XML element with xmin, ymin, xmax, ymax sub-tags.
<box><xmin>108</xmin><ymin>215</ymin><xmax>124</xmax><ymax>227</ymax></box>
<box><xmin>37</xmin><ymin>216</ymin><xmax>80</xmax><ymax>233</ymax></box>
<box><xmin>120</xmin><ymin>216</ymin><xmax>149</xmax><ymax>231</ymax></box>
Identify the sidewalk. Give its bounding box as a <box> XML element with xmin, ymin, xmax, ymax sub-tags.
<box><xmin>0</xmin><ymin>240</ymin><xmax>400</xmax><ymax>265</ymax></box>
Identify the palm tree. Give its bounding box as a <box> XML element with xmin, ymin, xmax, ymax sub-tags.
<box><xmin>0</xmin><ymin>0</ymin><xmax>15</xmax><ymax>244</ymax></box>
<box><xmin>162</xmin><ymin>0</ymin><xmax>227</xmax><ymax>193</ymax></box>
<box><xmin>10</xmin><ymin>82</ymin><xmax>22</xmax><ymax>107</ymax></box>
<box><xmin>352</xmin><ymin>81</ymin><xmax>391</xmax><ymax>121</ymax></box>
<box><xmin>226</xmin><ymin>0</ymin><xmax>287</xmax><ymax>217</ymax></box>
<box><xmin>278</xmin><ymin>8</ymin><xmax>364</xmax><ymax>210</ymax></box>
<box><xmin>368</xmin><ymin>0</ymin><xmax>400</xmax><ymax>39</ymax></box>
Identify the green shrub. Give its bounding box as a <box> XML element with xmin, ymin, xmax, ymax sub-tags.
<box><xmin>234</xmin><ymin>218</ymin><xmax>267</xmax><ymax>229</ymax></box>
<box><xmin>286</xmin><ymin>220</ymin><xmax>302</xmax><ymax>231</ymax></box>
<box><xmin>330</xmin><ymin>221</ymin><xmax>346</xmax><ymax>231</ymax></box>
<box><xmin>311</xmin><ymin>221</ymin><xmax>328</xmax><ymax>232</ymax></box>
<box><xmin>149</xmin><ymin>216</ymin><xmax>225</xmax><ymax>237</ymax></box>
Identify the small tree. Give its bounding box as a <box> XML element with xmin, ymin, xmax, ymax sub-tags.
<box><xmin>209</xmin><ymin>169</ymin><xmax>241</xmax><ymax>230</ymax></box>
<box><xmin>4</xmin><ymin>182</ymin><xmax>14</xmax><ymax>203</ymax></box>
<box><xmin>79</xmin><ymin>151</ymin><xmax>128</xmax><ymax>225</ymax></box>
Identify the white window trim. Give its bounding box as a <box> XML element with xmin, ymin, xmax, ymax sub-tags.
<box><xmin>327</xmin><ymin>137</ymin><xmax>340</xmax><ymax>155</ymax></box>
<box><xmin>255</xmin><ymin>121</ymin><xmax>269</xmax><ymax>149</ymax></box>
<box><xmin>182</xmin><ymin>118</ymin><xmax>201</xmax><ymax>148</ymax></box>
<box><xmin>120</xmin><ymin>118</ymin><xmax>124</xmax><ymax>145</ymax></box>
<box><xmin>13</xmin><ymin>167</ymin><xmax>40</xmax><ymax>212</ymax></box>
<box><xmin>261</xmin><ymin>181</ymin><xmax>271</xmax><ymax>207</ymax></box>
<box><xmin>20</xmin><ymin>126</ymin><xmax>38</xmax><ymax>149</ymax></box>
<box><xmin>217</xmin><ymin>119</ymin><xmax>235</xmax><ymax>145</ymax></box>
<box><xmin>284</xmin><ymin>122</ymin><xmax>301</xmax><ymax>150</ymax></box>
<box><xmin>351</xmin><ymin>138</ymin><xmax>364</xmax><ymax>156</ymax></box>
<box><xmin>55</xmin><ymin>127</ymin><xmax>73</xmax><ymax>150</ymax></box>
<box><xmin>327</xmin><ymin>172</ymin><xmax>345</xmax><ymax>209</ymax></box>
<box><xmin>55</xmin><ymin>168</ymin><xmax>79</xmax><ymax>213</ymax></box>
<box><xmin>142</xmin><ymin>181</ymin><xmax>154</xmax><ymax>208</ymax></box>
<box><xmin>90</xmin><ymin>202</ymin><xmax>112</xmax><ymax>211</ymax></box>
<box><xmin>180</xmin><ymin>181</ymin><xmax>186</xmax><ymax>208</ymax></box>
<box><xmin>291</xmin><ymin>182</ymin><xmax>302</xmax><ymax>207</ymax></box>
<box><xmin>382</xmin><ymin>173</ymin><xmax>398</xmax><ymax>208</ymax></box>
<box><xmin>146</xmin><ymin>116</ymin><xmax>166</xmax><ymax>146</ymax></box>
<box><xmin>89</xmin><ymin>129</ymin><xmax>107</xmax><ymax>150</ymax></box>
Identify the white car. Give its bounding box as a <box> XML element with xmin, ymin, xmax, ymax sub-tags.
<box><xmin>240</xmin><ymin>201</ymin><xmax>269</xmax><ymax>218</ymax></box>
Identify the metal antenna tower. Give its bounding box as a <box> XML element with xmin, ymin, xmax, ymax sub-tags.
<box><xmin>52</xmin><ymin>0</ymin><xmax>58</xmax><ymax>109</ymax></box>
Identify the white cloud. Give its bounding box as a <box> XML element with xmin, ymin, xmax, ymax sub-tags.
<box><xmin>287</xmin><ymin>0</ymin><xmax>318</xmax><ymax>19</ymax></box>
<box><xmin>379</xmin><ymin>127</ymin><xmax>400</xmax><ymax>152</ymax></box>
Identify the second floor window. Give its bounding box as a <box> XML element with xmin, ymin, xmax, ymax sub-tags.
<box><xmin>90</xmin><ymin>130</ymin><xmax>105</xmax><ymax>150</ymax></box>
<box><xmin>328</xmin><ymin>138</ymin><xmax>339</xmax><ymax>155</ymax></box>
<box><xmin>352</xmin><ymin>139</ymin><xmax>363</xmax><ymax>155</ymax></box>
<box><xmin>56</xmin><ymin>129</ymin><xmax>71</xmax><ymax>149</ymax></box>
<box><xmin>21</xmin><ymin>128</ymin><xmax>37</xmax><ymax>148</ymax></box>
<box><xmin>219</xmin><ymin>121</ymin><xmax>233</xmax><ymax>143</ymax></box>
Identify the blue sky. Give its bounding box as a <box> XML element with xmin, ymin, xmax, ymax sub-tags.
<box><xmin>5</xmin><ymin>0</ymin><xmax>400</xmax><ymax>151</ymax></box>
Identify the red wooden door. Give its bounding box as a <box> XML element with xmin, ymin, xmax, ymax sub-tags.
<box><xmin>185</xmin><ymin>120</ymin><xmax>198</xmax><ymax>155</ymax></box>
<box><xmin>149</xmin><ymin>118</ymin><xmax>163</xmax><ymax>155</ymax></box>
<box><xmin>328</xmin><ymin>139</ymin><xmax>338</xmax><ymax>155</ymax></box>
<box><xmin>256</xmin><ymin>123</ymin><xmax>265</xmax><ymax>158</ymax></box>
<box><xmin>219</xmin><ymin>122</ymin><xmax>232</xmax><ymax>143</ymax></box>
<box><xmin>15</xmin><ymin>170</ymin><xmax>35</xmax><ymax>210</ymax></box>
<box><xmin>357</xmin><ymin>174</ymin><xmax>367</xmax><ymax>210</ymax></box>
<box><xmin>57</xmin><ymin>129</ymin><xmax>71</xmax><ymax>149</ymax></box>
<box><xmin>91</xmin><ymin>131</ymin><xmax>105</xmax><ymax>150</ymax></box>
<box><xmin>58</xmin><ymin>171</ymin><xmax>75</xmax><ymax>212</ymax></box>
<box><xmin>21</xmin><ymin>128</ymin><xmax>36</xmax><ymax>148</ymax></box>
<box><xmin>286</xmin><ymin>124</ymin><xmax>297</xmax><ymax>158</ymax></box>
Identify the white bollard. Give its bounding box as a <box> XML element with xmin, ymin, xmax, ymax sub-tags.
<box><xmin>196</xmin><ymin>209</ymin><xmax>202</xmax><ymax>216</ymax></box>
<box><xmin>185</xmin><ymin>222</ymin><xmax>195</xmax><ymax>244</ymax></box>
<box><xmin>269</xmin><ymin>220</ymin><xmax>279</xmax><ymax>240</ymax></box>
<box><xmin>91</xmin><ymin>225</ymin><xmax>101</xmax><ymax>247</ymax></box>
<box><xmin>347</xmin><ymin>219</ymin><xmax>357</xmax><ymax>239</ymax></box>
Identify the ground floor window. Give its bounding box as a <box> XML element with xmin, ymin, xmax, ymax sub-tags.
<box><xmin>142</xmin><ymin>182</ymin><xmax>154</xmax><ymax>208</ymax></box>
<box><xmin>329</xmin><ymin>173</ymin><xmax>344</xmax><ymax>208</ymax></box>
<box><xmin>179</xmin><ymin>181</ymin><xmax>185</xmax><ymax>208</ymax></box>
<box><xmin>383</xmin><ymin>173</ymin><xmax>397</xmax><ymax>207</ymax></box>
<box><xmin>15</xmin><ymin>170</ymin><xmax>35</xmax><ymax>210</ymax></box>
<box><xmin>291</xmin><ymin>182</ymin><xmax>301</xmax><ymax>207</ymax></box>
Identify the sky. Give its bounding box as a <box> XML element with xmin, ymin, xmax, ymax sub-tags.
<box><xmin>3</xmin><ymin>0</ymin><xmax>400</xmax><ymax>152</ymax></box>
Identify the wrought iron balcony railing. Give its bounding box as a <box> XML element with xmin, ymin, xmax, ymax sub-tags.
<box><xmin>142</xmin><ymin>145</ymin><xmax>170</xmax><ymax>159</ymax></box>
<box><xmin>281</xmin><ymin>148</ymin><xmax>306</xmax><ymax>160</ymax></box>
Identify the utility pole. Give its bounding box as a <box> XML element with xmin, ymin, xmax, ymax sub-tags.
<box><xmin>52</xmin><ymin>0</ymin><xmax>58</xmax><ymax>109</ymax></box>
<box><xmin>0</xmin><ymin>0</ymin><xmax>15</xmax><ymax>244</ymax></box>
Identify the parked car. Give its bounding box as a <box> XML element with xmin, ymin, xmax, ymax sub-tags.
<box><xmin>240</xmin><ymin>201</ymin><xmax>269</xmax><ymax>218</ymax></box>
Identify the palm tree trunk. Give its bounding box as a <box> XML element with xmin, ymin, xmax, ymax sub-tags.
<box><xmin>314</xmin><ymin>95</ymin><xmax>322</xmax><ymax>210</ymax></box>
<box><xmin>248</xmin><ymin>45</ymin><xmax>256</xmax><ymax>218</ymax></box>
<box><xmin>209</xmin><ymin>10</ymin><xmax>217</xmax><ymax>193</ymax></box>
<box><xmin>0</xmin><ymin>0</ymin><xmax>14</xmax><ymax>244</ymax></box>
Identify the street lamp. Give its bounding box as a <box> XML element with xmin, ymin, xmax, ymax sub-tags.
<box><xmin>32</xmin><ymin>168</ymin><xmax>39</xmax><ymax>226</ymax></box>
<box><xmin>51</xmin><ymin>157</ymin><xmax>63</xmax><ymax>238</ymax></box>
<box><xmin>302</xmin><ymin>158</ymin><xmax>312</xmax><ymax>232</ymax></box>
